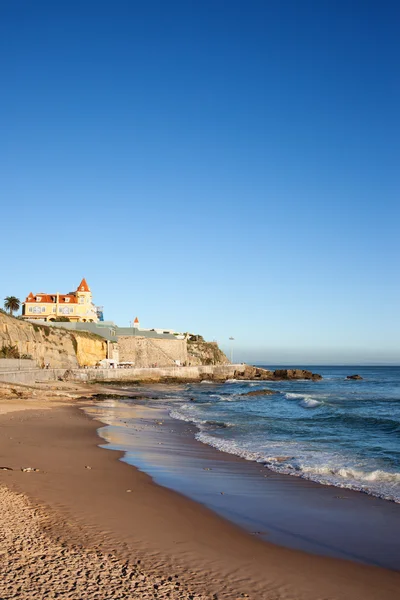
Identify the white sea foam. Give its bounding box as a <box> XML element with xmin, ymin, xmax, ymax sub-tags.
<box><xmin>300</xmin><ymin>398</ymin><xmax>322</xmax><ymax>408</ymax></box>
<box><xmin>190</xmin><ymin>429</ymin><xmax>400</xmax><ymax>503</ymax></box>
<box><xmin>167</xmin><ymin>382</ymin><xmax>400</xmax><ymax>503</ymax></box>
<box><xmin>169</xmin><ymin>408</ymin><xmax>233</xmax><ymax>429</ymax></box>
<box><xmin>284</xmin><ymin>392</ymin><xmax>323</xmax><ymax>408</ymax></box>
<box><xmin>224</xmin><ymin>379</ymin><xmax>257</xmax><ymax>384</ymax></box>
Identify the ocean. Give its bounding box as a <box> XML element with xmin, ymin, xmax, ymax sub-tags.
<box><xmin>84</xmin><ymin>365</ymin><xmax>400</xmax><ymax>566</ymax></box>
<box><xmin>169</xmin><ymin>366</ymin><xmax>400</xmax><ymax>503</ymax></box>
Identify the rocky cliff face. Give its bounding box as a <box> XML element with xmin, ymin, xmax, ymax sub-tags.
<box><xmin>0</xmin><ymin>313</ymin><xmax>106</xmax><ymax>368</ymax></box>
<box><xmin>187</xmin><ymin>341</ymin><xmax>229</xmax><ymax>366</ymax></box>
<box><xmin>72</xmin><ymin>331</ymin><xmax>108</xmax><ymax>367</ymax></box>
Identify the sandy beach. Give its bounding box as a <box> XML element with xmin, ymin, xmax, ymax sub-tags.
<box><xmin>0</xmin><ymin>383</ymin><xmax>399</xmax><ymax>599</ymax></box>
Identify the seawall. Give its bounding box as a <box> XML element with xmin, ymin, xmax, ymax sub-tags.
<box><xmin>0</xmin><ymin>363</ymin><xmax>245</xmax><ymax>385</ymax></box>
<box><xmin>71</xmin><ymin>364</ymin><xmax>245</xmax><ymax>383</ymax></box>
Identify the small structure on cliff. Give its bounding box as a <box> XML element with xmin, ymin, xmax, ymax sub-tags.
<box><xmin>21</xmin><ymin>278</ymin><xmax>99</xmax><ymax>324</ymax></box>
<box><xmin>131</xmin><ymin>316</ymin><xmax>181</xmax><ymax>337</ymax></box>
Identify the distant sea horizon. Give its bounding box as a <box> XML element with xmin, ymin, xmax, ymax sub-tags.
<box><xmin>250</xmin><ymin>362</ymin><xmax>400</xmax><ymax>367</ymax></box>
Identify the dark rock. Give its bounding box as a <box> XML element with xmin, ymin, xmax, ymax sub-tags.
<box><xmin>273</xmin><ymin>369</ymin><xmax>322</xmax><ymax>380</ymax></box>
<box><xmin>240</xmin><ymin>389</ymin><xmax>277</xmax><ymax>396</ymax></box>
<box><xmin>234</xmin><ymin>366</ymin><xmax>274</xmax><ymax>380</ymax></box>
<box><xmin>346</xmin><ymin>374</ymin><xmax>363</xmax><ymax>380</ymax></box>
<box><xmin>234</xmin><ymin>365</ymin><xmax>322</xmax><ymax>381</ymax></box>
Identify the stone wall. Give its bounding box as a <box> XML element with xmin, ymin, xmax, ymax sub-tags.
<box><xmin>72</xmin><ymin>364</ymin><xmax>246</xmax><ymax>383</ymax></box>
<box><xmin>0</xmin><ymin>359</ymin><xmax>37</xmax><ymax>371</ymax></box>
<box><xmin>118</xmin><ymin>336</ymin><xmax>188</xmax><ymax>367</ymax></box>
<box><xmin>0</xmin><ymin>313</ymin><xmax>106</xmax><ymax>368</ymax></box>
<box><xmin>0</xmin><ymin>368</ymin><xmax>70</xmax><ymax>385</ymax></box>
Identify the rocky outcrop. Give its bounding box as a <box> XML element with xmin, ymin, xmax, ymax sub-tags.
<box><xmin>187</xmin><ymin>341</ymin><xmax>229</xmax><ymax>366</ymax></box>
<box><xmin>240</xmin><ymin>389</ymin><xmax>277</xmax><ymax>396</ymax></box>
<box><xmin>234</xmin><ymin>366</ymin><xmax>322</xmax><ymax>381</ymax></box>
<box><xmin>346</xmin><ymin>374</ymin><xmax>363</xmax><ymax>380</ymax></box>
<box><xmin>273</xmin><ymin>369</ymin><xmax>322</xmax><ymax>380</ymax></box>
<box><xmin>0</xmin><ymin>313</ymin><xmax>106</xmax><ymax>368</ymax></box>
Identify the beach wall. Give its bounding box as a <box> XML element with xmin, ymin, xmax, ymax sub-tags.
<box><xmin>118</xmin><ymin>336</ymin><xmax>188</xmax><ymax>366</ymax></box>
<box><xmin>0</xmin><ymin>313</ymin><xmax>106</xmax><ymax>369</ymax></box>
<box><xmin>71</xmin><ymin>364</ymin><xmax>246</xmax><ymax>383</ymax></box>
<box><xmin>0</xmin><ymin>358</ymin><xmax>37</xmax><ymax>372</ymax></box>
<box><xmin>0</xmin><ymin>366</ymin><xmax>70</xmax><ymax>385</ymax></box>
<box><xmin>0</xmin><ymin>364</ymin><xmax>244</xmax><ymax>385</ymax></box>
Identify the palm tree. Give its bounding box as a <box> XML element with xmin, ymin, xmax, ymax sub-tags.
<box><xmin>4</xmin><ymin>296</ymin><xmax>21</xmax><ymax>316</ymax></box>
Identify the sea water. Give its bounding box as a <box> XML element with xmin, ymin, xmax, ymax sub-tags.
<box><xmin>168</xmin><ymin>366</ymin><xmax>400</xmax><ymax>503</ymax></box>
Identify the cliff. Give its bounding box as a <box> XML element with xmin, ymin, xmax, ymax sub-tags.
<box><xmin>187</xmin><ymin>340</ymin><xmax>230</xmax><ymax>366</ymax></box>
<box><xmin>0</xmin><ymin>313</ymin><xmax>106</xmax><ymax>368</ymax></box>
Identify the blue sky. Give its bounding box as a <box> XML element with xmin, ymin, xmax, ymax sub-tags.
<box><xmin>1</xmin><ymin>1</ymin><xmax>399</xmax><ymax>364</ymax></box>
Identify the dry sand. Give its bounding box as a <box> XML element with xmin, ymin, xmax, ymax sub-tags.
<box><xmin>0</xmin><ymin>382</ymin><xmax>399</xmax><ymax>599</ymax></box>
<box><xmin>0</xmin><ymin>486</ymin><xmax>208</xmax><ymax>600</ymax></box>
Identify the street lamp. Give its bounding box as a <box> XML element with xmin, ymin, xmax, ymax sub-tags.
<box><xmin>229</xmin><ymin>337</ymin><xmax>235</xmax><ymax>363</ymax></box>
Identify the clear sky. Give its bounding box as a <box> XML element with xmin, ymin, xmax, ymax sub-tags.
<box><xmin>1</xmin><ymin>1</ymin><xmax>399</xmax><ymax>364</ymax></box>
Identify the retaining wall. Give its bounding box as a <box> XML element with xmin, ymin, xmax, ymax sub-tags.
<box><xmin>0</xmin><ymin>364</ymin><xmax>246</xmax><ymax>386</ymax></box>
<box><xmin>118</xmin><ymin>336</ymin><xmax>188</xmax><ymax>367</ymax></box>
<box><xmin>72</xmin><ymin>364</ymin><xmax>245</xmax><ymax>382</ymax></box>
<box><xmin>0</xmin><ymin>359</ymin><xmax>37</xmax><ymax>371</ymax></box>
<box><xmin>0</xmin><ymin>368</ymin><xmax>70</xmax><ymax>385</ymax></box>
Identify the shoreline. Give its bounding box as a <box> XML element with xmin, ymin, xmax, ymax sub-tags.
<box><xmin>0</xmin><ymin>390</ymin><xmax>399</xmax><ymax>598</ymax></box>
<box><xmin>87</xmin><ymin>397</ymin><xmax>400</xmax><ymax>570</ymax></box>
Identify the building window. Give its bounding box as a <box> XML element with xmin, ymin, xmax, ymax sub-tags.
<box><xmin>79</xmin><ymin>297</ymin><xmax>84</xmax><ymax>304</ymax></box>
<box><xmin>36</xmin><ymin>296</ymin><xmax>41</xmax><ymax>302</ymax></box>
<box><xmin>42</xmin><ymin>307</ymin><xmax>46</xmax><ymax>312</ymax></box>
<box><xmin>65</xmin><ymin>297</ymin><xmax>70</xmax><ymax>303</ymax></box>
<box><xmin>28</xmin><ymin>307</ymin><xmax>33</xmax><ymax>313</ymax></box>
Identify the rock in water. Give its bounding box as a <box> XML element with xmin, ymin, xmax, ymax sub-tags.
<box><xmin>346</xmin><ymin>374</ymin><xmax>363</xmax><ymax>380</ymax></box>
<box><xmin>233</xmin><ymin>366</ymin><xmax>322</xmax><ymax>381</ymax></box>
<box><xmin>240</xmin><ymin>389</ymin><xmax>277</xmax><ymax>396</ymax></box>
<box><xmin>273</xmin><ymin>369</ymin><xmax>322</xmax><ymax>380</ymax></box>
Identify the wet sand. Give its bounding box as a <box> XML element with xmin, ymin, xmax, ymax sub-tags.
<box><xmin>0</xmin><ymin>399</ymin><xmax>400</xmax><ymax>599</ymax></box>
<box><xmin>91</xmin><ymin>401</ymin><xmax>400</xmax><ymax>569</ymax></box>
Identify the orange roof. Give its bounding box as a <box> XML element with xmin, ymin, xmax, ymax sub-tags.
<box><xmin>77</xmin><ymin>278</ymin><xmax>90</xmax><ymax>292</ymax></box>
<box><xmin>25</xmin><ymin>293</ymin><xmax>77</xmax><ymax>304</ymax></box>
<box><xmin>59</xmin><ymin>294</ymin><xmax>78</xmax><ymax>303</ymax></box>
<box><xmin>134</xmin><ymin>317</ymin><xmax>139</xmax><ymax>323</ymax></box>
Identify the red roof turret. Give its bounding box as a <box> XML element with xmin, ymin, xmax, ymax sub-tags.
<box><xmin>77</xmin><ymin>278</ymin><xmax>90</xmax><ymax>292</ymax></box>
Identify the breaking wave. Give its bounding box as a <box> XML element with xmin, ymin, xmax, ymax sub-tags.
<box><xmin>284</xmin><ymin>392</ymin><xmax>323</xmax><ymax>408</ymax></box>
<box><xmin>193</xmin><ymin>431</ymin><xmax>400</xmax><ymax>503</ymax></box>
